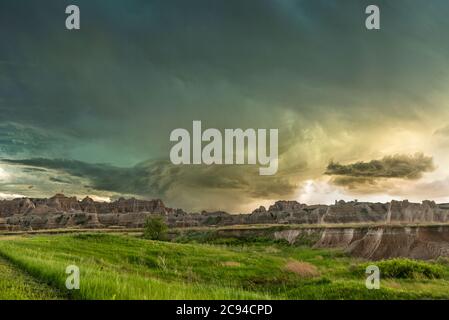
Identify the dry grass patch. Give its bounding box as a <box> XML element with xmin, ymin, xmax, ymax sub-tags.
<box><xmin>222</xmin><ymin>261</ymin><xmax>241</xmax><ymax>267</ymax></box>
<box><xmin>283</xmin><ymin>260</ymin><xmax>319</xmax><ymax>278</ymax></box>
<box><xmin>384</xmin><ymin>280</ymin><xmax>402</xmax><ymax>290</ymax></box>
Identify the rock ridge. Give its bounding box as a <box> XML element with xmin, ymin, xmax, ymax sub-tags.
<box><xmin>1</xmin><ymin>195</ymin><xmax>449</xmax><ymax>230</ymax></box>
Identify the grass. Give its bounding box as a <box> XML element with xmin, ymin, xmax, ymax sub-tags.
<box><xmin>0</xmin><ymin>233</ymin><xmax>448</xmax><ymax>299</ymax></box>
<box><xmin>0</xmin><ymin>256</ymin><xmax>62</xmax><ymax>300</ymax></box>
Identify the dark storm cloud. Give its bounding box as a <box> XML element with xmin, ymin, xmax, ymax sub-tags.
<box><xmin>0</xmin><ymin>123</ymin><xmax>72</xmax><ymax>158</ymax></box>
<box><xmin>325</xmin><ymin>153</ymin><xmax>435</xmax><ymax>180</ymax></box>
<box><xmin>329</xmin><ymin>176</ymin><xmax>374</xmax><ymax>188</ymax></box>
<box><xmin>1</xmin><ymin>0</ymin><xmax>449</xmax><ymax>165</ymax></box>
<box><xmin>1</xmin><ymin>0</ymin><xmax>449</xmax><ymax>209</ymax></box>
<box><xmin>2</xmin><ymin>158</ymin><xmax>148</xmax><ymax>195</ymax></box>
<box><xmin>2</xmin><ymin>157</ymin><xmax>301</xmax><ymax>210</ymax></box>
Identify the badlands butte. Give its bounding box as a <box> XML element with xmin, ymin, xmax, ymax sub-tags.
<box><xmin>1</xmin><ymin>193</ymin><xmax>449</xmax><ymax>260</ymax></box>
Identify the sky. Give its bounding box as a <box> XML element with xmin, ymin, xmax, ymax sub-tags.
<box><xmin>1</xmin><ymin>0</ymin><xmax>449</xmax><ymax>212</ymax></box>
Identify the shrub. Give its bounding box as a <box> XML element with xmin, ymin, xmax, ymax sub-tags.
<box><xmin>358</xmin><ymin>258</ymin><xmax>444</xmax><ymax>279</ymax></box>
<box><xmin>143</xmin><ymin>216</ymin><xmax>168</xmax><ymax>240</ymax></box>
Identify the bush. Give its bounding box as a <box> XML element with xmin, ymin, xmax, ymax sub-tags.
<box><xmin>143</xmin><ymin>216</ymin><xmax>168</xmax><ymax>240</ymax></box>
<box><xmin>358</xmin><ymin>258</ymin><xmax>444</xmax><ymax>279</ymax></box>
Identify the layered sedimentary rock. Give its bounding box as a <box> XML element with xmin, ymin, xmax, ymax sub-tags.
<box><xmin>345</xmin><ymin>226</ymin><xmax>449</xmax><ymax>260</ymax></box>
<box><xmin>0</xmin><ymin>194</ymin><xmax>175</xmax><ymax>230</ymax></box>
<box><xmin>250</xmin><ymin>199</ymin><xmax>449</xmax><ymax>225</ymax></box>
<box><xmin>1</xmin><ymin>195</ymin><xmax>449</xmax><ymax>231</ymax></box>
<box><xmin>313</xmin><ymin>225</ymin><xmax>449</xmax><ymax>260</ymax></box>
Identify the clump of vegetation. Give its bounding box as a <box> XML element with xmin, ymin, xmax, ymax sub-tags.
<box><xmin>143</xmin><ymin>216</ymin><xmax>168</xmax><ymax>240</ymax></box>
<box><xmin>358</xmin><ymin>258</ymin><xmax>445</xmax><ymax>279</ymax></box>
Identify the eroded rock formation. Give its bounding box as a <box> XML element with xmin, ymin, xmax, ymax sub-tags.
<box><xmin>1</xmin><ymin>195</ymin><xmax>449</xmax><ymax>231</ymax></box>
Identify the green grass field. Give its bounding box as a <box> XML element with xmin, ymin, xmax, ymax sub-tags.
<box><xmin>0</xmin><ymin>233</ymin><xmax>447</xmax><ymax>300</ymax></box>
<box><xmin>0</xmin><ymin>256</ymin><xmax>62</xmax><ymax>299</ymax></box>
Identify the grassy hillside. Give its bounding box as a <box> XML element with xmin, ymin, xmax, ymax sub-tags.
<box><xmin>0</xmin><ymin>256</ymin><xmax>61</xmax><ymax>299</ymax></box>
<box><xmin>0</xmin><ymin>233</ymin><xmax>447</xmax><ymax>299</ymax></box>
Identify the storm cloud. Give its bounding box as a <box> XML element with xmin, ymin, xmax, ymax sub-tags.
<box><xmin>2</xmin><ymin>157</ymin><xmax>302</xmax><ymax>212</ymax></box>
<box><xmin>1</xmin><ymin>1</ymin><xmax>449</xmax><ymax>209</ymax></box>
<box><xmin>325</xmin><ymin>154</ymin><xmax>435</xmax><ymax>179</ymax></box>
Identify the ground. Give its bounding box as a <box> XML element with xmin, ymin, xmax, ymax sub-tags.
<box><xmin>0</xmin><ymin>232</ymin><xmax>447</xmax><ymax>300</ymax></box>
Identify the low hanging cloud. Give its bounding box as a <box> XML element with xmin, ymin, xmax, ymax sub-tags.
<box><xmin>325</xmin><ymin>153</ymin><xmax>435</xmax><ymax>180</ymax></box>
<box><xmin>1</xmin><ymin>157</ymin><xmax>302</xmax><ymax>212</ymax></box>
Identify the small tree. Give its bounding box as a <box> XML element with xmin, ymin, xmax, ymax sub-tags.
<box><xmin>143</xmin><ymin>216</ymin><xmax>168</xmax><ymax>240</ymax></box>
